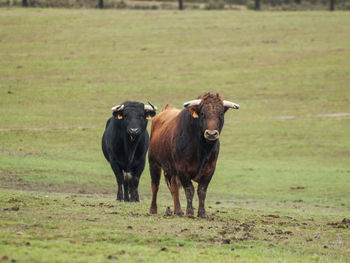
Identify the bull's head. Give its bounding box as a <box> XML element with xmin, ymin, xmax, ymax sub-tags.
<box><xmin>183</xmin><ymin>93</ymin><xmax>239</xmax><ymax>142</ymax></box>
<box><xmin>112</xmin><ymin>101</ymin><xmax>157</xmax><ymax>141</ymax></box>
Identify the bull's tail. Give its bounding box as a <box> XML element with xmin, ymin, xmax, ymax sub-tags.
<box><xmin>164</xmin><ymin>172</ymin><xmax>171</xmax><ymax>188</ymax></box>
<box><xmin>164</xmin><ymin>173</ymin><xmax>182</xmax><ymax>189</ymax></box>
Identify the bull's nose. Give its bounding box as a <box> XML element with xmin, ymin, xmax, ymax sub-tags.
<box><xmin>206</xmin><ymin>130</ymin><xmax>219</xmax><ymax>137</ymax></box>
<box><xmin>128</xmin><ymin>128</ymin><xmax>140</xmax><ymax>135</ymax></box>
<box><xmin>204</xmin><ymin>129</ymin><xmax>219</xmax><ymax>141</ymax></box>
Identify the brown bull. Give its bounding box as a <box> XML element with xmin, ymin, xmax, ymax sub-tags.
<box><xmin>148</xmin><ymin>93</ymin><xmax>239</xmax><ymax>218</ymax></box>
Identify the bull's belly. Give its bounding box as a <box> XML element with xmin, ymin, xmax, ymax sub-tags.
<box><xmin>162</xmin><ymin>164</ymin><xmax>201</xmax><ymax>182</ymax></box>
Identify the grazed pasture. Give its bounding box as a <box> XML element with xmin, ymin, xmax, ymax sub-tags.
<box><xmin>0</xmin><ymin>9</ymin><xmax>350</xmax><ymax>262</ymax></box>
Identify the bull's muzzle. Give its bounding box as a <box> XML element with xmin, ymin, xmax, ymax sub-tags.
<box><xmin>128</xmin><ymin>128</ymin><xmax>141</xmax><ymax>141</ymax></box>
<box><xmin>204</xmin><ymin>129</ymin><xmax>220</xmax><ymax>141</ymax></box>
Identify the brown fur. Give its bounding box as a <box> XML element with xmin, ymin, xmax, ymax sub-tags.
<box><xmin>149</xmin><ymin>93</ymin><xmax>228</xmax><ymax>218</ymax></box>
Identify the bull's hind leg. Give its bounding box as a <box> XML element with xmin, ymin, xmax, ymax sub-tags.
<box><xmin>149</xmin><ymin>161</ymin><xmax>161</xmax><ymax>214</ymax></box>
<box><xmin>170</xmin><ymin>176</ymin><xmax>184</xmax><ymax>216</ymax></box>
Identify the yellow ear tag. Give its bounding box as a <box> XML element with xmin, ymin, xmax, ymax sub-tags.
<box><xmin>117</xmin><ymin>114</ymin><xmax>123</xmax><ymax>120</ymax></box>
<box><xmin>192</xmin><ymin>112</ymin><xmax>199</xmax><ymax>118</ymax></box>
<box><xmin>146</xmin><ymin>115</ymin><xmax>152</xmax><ymax>120</ymax></box>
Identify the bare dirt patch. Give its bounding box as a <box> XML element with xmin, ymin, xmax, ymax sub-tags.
<box><xmin>290</xmin><ymin>186</ymin><xmax>305</xmax><ymax>190</ymax></box>
<box><xmin>327</xmin><ymin>218</ymin><xmax>350</xmax><ymax>229</ymax></box>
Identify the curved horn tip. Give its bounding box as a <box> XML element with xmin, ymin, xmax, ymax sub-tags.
<box><xmin>144</xmin><ymin>105</ymin><xmax>157</xmax><ymax>111</ymax></box>
<box><xmin>223</xmin><ymin>100</ymin><xmax>240</xmax><ymax>109</ymax></box>
<box><xmin>148</xmin><ymin>101</ymin><xmax>157</xmax><ymax>110</ymax></box>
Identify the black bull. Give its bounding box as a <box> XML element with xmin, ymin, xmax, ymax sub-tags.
<box><xmin>102</xmin><ymin>101</ymin><xmax>156</xmax><ymax>202</ymax></box>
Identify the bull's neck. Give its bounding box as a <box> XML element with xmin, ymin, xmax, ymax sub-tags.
<box><xmin>114</xmin><ymin>119</ymin><xmax>143</xmax><ymax>169</ymax></box>
<box><xmin>181</xmin><ymin>110</ymin><xmax>218</xmax><ymax>177</ymax></box>
<box><xmin>123</xmin><ymin>132</ymin><xmax>142</xmax><ymax>165</ymax></box>
<box><xmin>180</xmin><ymin>110</ymin><xmax>218</xmax><ymax>155</ymax></box>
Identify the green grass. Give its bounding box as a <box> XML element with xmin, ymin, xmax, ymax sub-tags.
<box><xmin>1</xmin><ymin>8</ymin><xmax>350</xmax><ymax>262</ymax></box>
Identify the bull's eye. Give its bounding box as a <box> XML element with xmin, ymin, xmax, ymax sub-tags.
<box><xmin>200</xmin><ymin>112</ymin><xmax>205</xmax><ymax>118</ymax></box>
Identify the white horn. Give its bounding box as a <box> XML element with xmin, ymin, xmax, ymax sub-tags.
<box><xmin>111</xmin><ymin>104</ymin><xmax>124</xmax><ymax>111</ymax></box>
<box><xmin>145</xmin><ymin>102</ymin><xmax>157</xmax><ymax>111</ymax></box>
<box><xmin>223</xmin><ymin>100</ymin><xmax>240</xmax><ymax>109</ymax></box>
<box><xmin>183</xmin><ymin>99</ymin><xmax>201</xmax><ymax>108</ymax></box>
<box><xmin>144</xmin><ymin>105</ymin><xmax>157</xmax><ymax>111</ymax></box>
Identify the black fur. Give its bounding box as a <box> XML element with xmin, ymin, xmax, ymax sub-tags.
<box><xmin>102</xmin><ymin>101</ymin><xmax>155</xmax><ymax>202</ymax></box>
<box><xmin>176</xmin><ymin>108</ymin><xmax>222</xmax><ymax>177</ymax></box>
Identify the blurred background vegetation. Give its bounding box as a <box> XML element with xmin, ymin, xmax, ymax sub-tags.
<box><xmin>1</xmin><ymin>0</ymin><xmax>349</xmax><ymax>10</ymax></box>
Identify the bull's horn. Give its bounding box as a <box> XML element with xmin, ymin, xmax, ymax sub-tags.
<box><xmin>183</xmin><ymin>99</ymin><xmax>201</xmax><ymax>108</ymax></box>
<box><xmin>145</xmin><ymin>101</ymin><xmax>157</xmax><ymax>111</ymax></box>
<box><xmin>111</xmin><ymin>104</ymin><xmax>124</xmax><ymax>111</ymax></box>
<box><xmin>223</xmin><ymin>100</ymin><xmax>240</xmax><ymax>109</ymax></box>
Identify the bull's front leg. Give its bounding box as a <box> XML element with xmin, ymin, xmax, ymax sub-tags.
<box><xmin>197</xmin><ymin>183</ymin><xmax>209</xmax><ymax>218</ymax></box>
<box><xmin>197</xmin><ymin>163</ymin><xmax>216</xmax><ymax>218</ymax></box>
<box><xmin>129</xmin><ymin>159</ymin><xmax>144</xmax><ymax>202</ymax></box>
<box><xmin>110</xmin><ymin>161</ymin><xmax>123</xmax><ymax>201</ymax></box>
<box><xmin>123</xmin><ymin>179</ymin><xmax>130</xmax><ymax>202</ymax></box>
<box><xmin>183</xmin><ymin>182</ymin><xmax>195</xmax><ymax>217</ymax></box>
<box><xmin>129</xmin><ymin>176</ymin><xmax>140</xmax><ymax>202</ymax></box>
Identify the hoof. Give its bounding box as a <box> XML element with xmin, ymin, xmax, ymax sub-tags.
<box><xmin>174</xmin><ymin>210</ymin><xmax>184</xmax><ymax>217</ymax></box>
<box><xmin>198</xmin><ymin>210</ymin><xmax>206</xmax><ymax>218</ymax></box>
<box><xmin>116</xmin><ymin>192</ymin><xmax>123</xmax><ymax>202</ymax></box>
<box><xmin>130</xmin><ymin>194</ymin><xmax>139</xmax><ymax>202</ymax></box>
<box><xmin>186</xmin><ymin>208</ymin><xmax>194</xmax><ymax>217</ymax></box>
<box><xmin>150</xmin><ymin>207</ymin><xmax>157</xmax><ymax>214</ymax></box>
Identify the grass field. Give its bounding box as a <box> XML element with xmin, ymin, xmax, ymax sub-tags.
<box><xmin>1</xmin><ymin>8</ymin><xmax>350</xmax><ymax>262</ymax></box>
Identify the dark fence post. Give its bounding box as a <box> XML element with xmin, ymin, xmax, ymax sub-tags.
<box><xmin>179</xmin><ymin>0</ymin><xmax>183</xmax><ymax>10</ymax></box>
<box><xmin>98</xmin><ymin>0</ymin><xmax>104</xmax><ymax>8</ymax></box>
<box><xmin>255</xmin><ymin>0</ymin><xmax>260</xmax><ymax>10</ymax></box>
<box><xmin>329</xmin><ymin>0</ymin><xmax>335</xmax><ymax>10</ymax></box>
<box><xmin>22</xmin><ymin>0</ymin><xmax>28</xmax><ymax>6</ymax></box>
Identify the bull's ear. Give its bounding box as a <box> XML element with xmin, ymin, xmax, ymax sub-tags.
<box><xmin>113</xmin><ymin>111</ymin><xmax>123</xmax><ymax>119</ymax></box>
<box><xmin>184</xmin><ymin>100</ymin><xmax>201</xmax><ymax>119</ymax></box>
<box><xmin>188</xmin><ymin>107</ymin><xmax>199</xmax><ymax>119</ymax></box>
<box><xmin>145</xmin><ymin>110</ymin><xmax>156</xmax><ymax>120</ymax></box>
<box><xmin>112</xmin><ymin>104</ymin><xmax>125</xmax><ymax>120</ymax></box>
